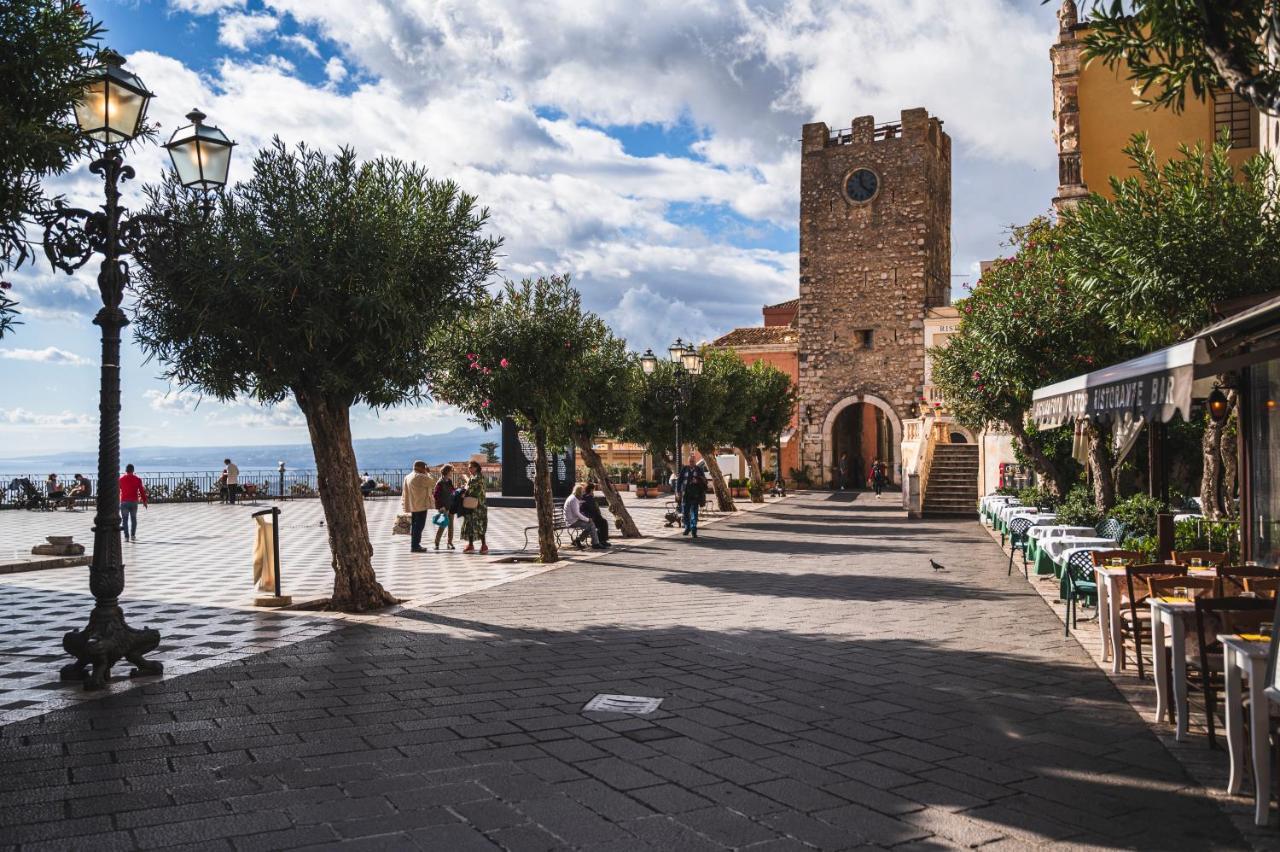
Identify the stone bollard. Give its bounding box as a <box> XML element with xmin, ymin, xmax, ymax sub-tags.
<box><xmin>31</xmin><ymin>535</ymin><xmax>85</xmax><ymax>557</ymax></box>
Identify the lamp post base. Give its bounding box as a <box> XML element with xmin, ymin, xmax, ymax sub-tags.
<box><xmin>59</xmin><ymin>603</ymin><xmax>163</xmax><ymax>691</ymax></box>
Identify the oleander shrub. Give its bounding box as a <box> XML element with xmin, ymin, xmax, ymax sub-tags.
<box><xmin>1055</xmin><ymin>485</ymin><xmax>1102</xmax><ymax>528</ymax></box>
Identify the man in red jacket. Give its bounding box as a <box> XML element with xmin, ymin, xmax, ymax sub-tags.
<box><xmin>119</xmin><ymin>464</ymin><xmax>148</xmax><ymax>541</ymax></box>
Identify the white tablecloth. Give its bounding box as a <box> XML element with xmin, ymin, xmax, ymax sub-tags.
<box><xmin>1041</xmin><ymin>536</ymin><xmax>1118</xmax><ymax>565</ymax></box>
<box><xmin>1028</xmin><ymin>525</ymin><xmax>1096</xmax><ymax>542</ymax></box>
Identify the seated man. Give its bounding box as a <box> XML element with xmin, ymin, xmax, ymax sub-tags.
<box><xmin>581</xmin><ymin>482</ymin><xmax>611</xmax><ymax>547</ymax></box>
<box><xmin>360</xmin><ymin>473</ymin><xmax>378</xmax><ymax>498</ymax></box>
<box><xmin>67</xmin><ymin>474</ymin><xmax>92</xmax><ymax>510</ymax></box>
<box><xmin>46</xmin><ymin>474</ymin><xmax>66</xmax><ymax>506</ymax></box>
<box><xmin>563</xmin><ymin>483</ymin><xmax>602</xmax><ymax>549</ymax></box>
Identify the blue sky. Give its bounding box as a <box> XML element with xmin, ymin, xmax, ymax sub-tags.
<box><xmin>1</xmin><ymin>0</ymin><xmax>1061</xmax><ymax>456</ymax></box>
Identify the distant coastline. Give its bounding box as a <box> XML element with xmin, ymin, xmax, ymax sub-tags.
<box><xmin>0</xmin><ymin>426</ymin><xmax>491</xmax><ymax>475</ymax></box>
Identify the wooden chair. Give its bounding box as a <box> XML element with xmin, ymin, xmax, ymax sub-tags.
<box><xmin>1148</xmin><ymin>575</ymin><xmax>1217</xmax><ymax>601</ymax></box>
<box><xmin>1218</xmin><ymin>565</ymin><xmax>1280</xmax><ymax>596</ymax></box>
<box><xmin>1091</xmin><ymin>550</ymin><xmax>1143</xmax><ymax>568</ymax></box>
<box><xmin>1244</xmin><ymin>577</ymin><xmax>1280</xmax><ymax>598</ymax></box>
<box><xmin>1124</xmin><ymin>564</ymin><xmax>1189</xmax><ymax>679</ymax></box>
<box><xmin>1172</xmin><ymin>550</ymin><xmax>1229</xmax><ymax>568</ymax></box>
<box><xmin>1194</xmin><ymin>597</ymin><xmax>1275</xmax><ymax>748</ymax></box>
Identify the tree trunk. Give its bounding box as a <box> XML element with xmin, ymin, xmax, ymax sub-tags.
<box><xmin>533</xmin><ymin>425</ymin><xmax>559</xmax><ymax>563</ymax></box>
<box><xmin>699</xmin><ymin>446</ymin><xmax>737</xmax><ymax>511</ymax></box>
<box><xmin>740</xmin><ymin>446</ymin><xmax>766</xmax><ymax>503</ymax></box>
<box><xmin>1220</xmin><ymin>390</ymin><xmax>1239</xmax><ymax>517</ymax></box>
<box><xmin>575</xmin><ymin>435</ymin><xmax>641</xmax><ymax>537</ymax></box>
<box><xmin>1201</xmin><ymin>413</ymin><xmax>1224</xmax><ymax>521</ymax></box>
<box><xmin>297</xmin><ymin>392</ymin><xmax>399</xmax><ymax>611</ymax></box>
<box><xmin>1006</xmin><ymin>417</ymin><xmax>1065</xmax><ymax>498</ymax></box>
<box><xmin>1084</xmin><ymin>419</ymin><xmax>1116</xmax><ymax>513</ymax></box>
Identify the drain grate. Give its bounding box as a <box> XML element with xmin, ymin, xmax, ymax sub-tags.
<box><xmin>583</xmin><ymin>694</ymin><xmax>663</xmax><ymax>715</ymax></box>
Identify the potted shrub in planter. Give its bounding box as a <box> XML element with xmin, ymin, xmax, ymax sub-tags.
<box><xmin>730</xmin><ymin>478</ymin><xmax>748</xmax><ymax>499</ymax></box>
<box><xmin>635</xmin><ymin>480</ymin><xmax>655</xmax><ymax>498</ymax></box>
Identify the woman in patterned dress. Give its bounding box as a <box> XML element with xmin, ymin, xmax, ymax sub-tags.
<box><xmin>461</xmin><ymin>460</ymin><xmax>489</xmax><ymax>554</ymax></box>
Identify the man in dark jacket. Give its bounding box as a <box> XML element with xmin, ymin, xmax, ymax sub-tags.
<box><xmin>675</xmin><ymin>455</ymin><xmax>708</xmax><ymax>538</ymax></box>
<box><xmin>582</xmin><ymin>482</ymin><xmax>611</xmax><ymax>547</ymax></box>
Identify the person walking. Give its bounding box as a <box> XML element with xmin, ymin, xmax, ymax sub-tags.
<box><xmin>224</xmin><ymin>458</ymin><xmax>240</xmax><ymax>504</ymax></box>
<box><xmin>433</xmin><ymin>464</ymin><xmax>456</xmax><ymax>550</ymax></box>
<box><xmin>837</xmin><ymin>452</ymin><xmax>850</xmax><ymax>491</ymax></box>
<box><xmin>401</xmin><ymin>460</ymin><xmax>437</xmax><ymax>553</ymax></box>
<box><xmin>676</xmin><ymin>454</ymin><xmax>707</xmax><ymax>538</ymax></box>
<box><xmin>582</xmin><ymin>481</ymin><xmax>611</xmax><ymax>547</ymax></box>
<box><xmin>461</xmin><ymin>460</ymin><xmax>489</xmax><ymax>554</ymax></box>
<box><xmin>564</xmin><ymin>483</ymin><xmax>603</xmax><ymax>549</ymax></box>
<box><xmin>872</xmin><ymin>458</ymin><xmax>887</xmax><ymax>497</ymax></box>
<box><xmin>119</xmin><ymin>464</ymin><xmax>148</xmax><ymax>541</ymax></box>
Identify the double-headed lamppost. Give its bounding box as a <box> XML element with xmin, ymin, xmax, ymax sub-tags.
<box><xmin>639</xmin><ymin>339</ymin><xmax>703</xmax><ymax>470</ymax></box>
<box><xmin>41</xmin><ymin>50</ymin><xmax>234</xmax><ymax>690</ymax></box>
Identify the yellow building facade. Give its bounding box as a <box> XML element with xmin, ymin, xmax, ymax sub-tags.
<box><xmin>1051</xmin><ymin>0</ymin><xmax>1259</xmax><ymax>208</ymax></box>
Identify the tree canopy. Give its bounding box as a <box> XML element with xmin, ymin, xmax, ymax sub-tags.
<box><xmin>132</xmin><ymin>139</ymin><xmax>498</xmax><ymax>610</ymax></box>
<box><xmin>1058</xmin><ymin>133</ymin><xmax>1280</xmax><ymax>347</ymax></box>
<box><xmin>0</xmin><ymin>0</ymin><xmax>103</xmax><ymax>336</ymax></box>
<box><xmin>729</xmin><ymin>358</ymin><xmax>796</xmax><ymax>502</ymax></box>
<box><xmin>1068</xmin><ymin>0</ymin><xmax>1280</xmax><ymax>114</ymax></box>
<box><xmin>430</xmin><ymin>275</ymin><xmax>603</xmax><ymax>561</ymax></box>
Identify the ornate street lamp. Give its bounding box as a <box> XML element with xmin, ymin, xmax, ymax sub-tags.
<box><xmin>164</xmin><ymin>109</ymin><xmax>236</xmax><ymax>206</ymax></box>
<box><xmin>639</xmin><ymin>348</ymin><xmax>657</xmax><ymax>375</ymax></box>
<box><xmin>41</xmin><ymin>50</ymin><xmax>232</xmax><ymax>690</ymax></box>
<box><xmin>681</xmin><ymin>344</ymin><xmax>703</xmax><ymax>376</ymax></box>
<box><xmin>1207</xmin><ymin>387</ymin><xmax>1232</xmax><ymax>424</ymax></box>
<box><xmin>668</xmin><ymin>338</ymin><xmax>685</xmax><ymax>364</ymax></box>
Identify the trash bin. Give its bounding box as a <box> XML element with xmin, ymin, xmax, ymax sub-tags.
<box><xmin>252</xmin><ymin>507</ymin><xmax>291</xmax><ymax>607</ymax></box>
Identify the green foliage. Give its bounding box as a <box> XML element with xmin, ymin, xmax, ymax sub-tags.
<box><xmin>430</xmin><ymin>275</ymin><xmax>603</xmax><ymax>440</ymax></box>
<box><xmin>930</xmin><ymin>217</ymin><xmax>1137</xmax><ymax>435</ymax></box>
<box><xmin>1059</xmin><ymin>133</ymin><xmax>1280</xmax><ymax>348</ymax></box>
<box><xmin>1012</xmin><ymin>422</ymin><xmax>1084</xmax><ymax>489</ymax></box>
<box><xmin>564</xmin><ymin>329</ymin><xmax>635</xmax><ymax>451</ymax></box>
<box><xmin>1070</xmin><ymin>1</ymin><xmax>1280</xmax><ymax>115</ymax></box>
<box><xmin>1111</xmin><ymin>493</ymin><xmax>1169</xmax><ymax>541</ymax></box>
<box><xmin>1017</xmin><ymin>485</ymin><xmax>1060</xmax><ymax>510</ymax></box>
<box><xmin>0</xmin><ymin>0</ymin><xmax>103</xmax><ymax>334</ymax></box>
<box><xmin>1175</xmin><ymin>517</ymin><xmax>1243</xmax><ymax>560</ymax></box>
<box><xmin>479</xmin><ymin>441</ymin><xmax>499</xmax><ymax>463</ymax></box>
<box><xmin>626</xmin><ymin>348</ymin><xmax>750</xmax><ymax>462</ymax></box>
<box><xmin>1123</xmin><ymin>534</ymin><xmax>1159</xmax><ymax>562</ymax></box>
<box><xmin>789</xmin><ymin>465</ymin><xmax>814</xmax><ymax>487</ymax></box>
<box><xmin>1056</xmin><ymin>485</ymin><xmax>1103</xmax><ymax>527</ymax></box>
<box><xmin>730</xmin><ymin>357</ymin><xmax>797</xmax><ymax>453</ymax></box>
<box><xmin>133</xmin><ymin>140</ymin><xmax>498</xmax><ymax>408</ymax></box>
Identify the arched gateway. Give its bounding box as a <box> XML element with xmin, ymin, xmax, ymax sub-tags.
<box><xmin>822</xmin><ymin>394</ymin><xmax>902</xmax><ymax>486</ymax></box>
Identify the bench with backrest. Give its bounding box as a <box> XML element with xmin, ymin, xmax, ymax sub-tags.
<box><xmin>521</xmin><ymin>507</ymin><xmax>593</xmax><ymax>551</ymax></box>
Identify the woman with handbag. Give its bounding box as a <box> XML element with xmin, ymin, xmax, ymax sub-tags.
<box><xmin>432</xmin><ymin>464</ymin><xmax>456</xmax><ymax>550</ymax></box>
<box><xmin>461</xmin><ymin>460</ymin><xmax>488</xmax><ymax>554</ymax></box>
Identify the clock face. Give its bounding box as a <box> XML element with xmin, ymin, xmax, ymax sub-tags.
<box><xmin>844</xmin><ymin>168</ymin><xmax>879</xmax><ymax>203</ymax></box>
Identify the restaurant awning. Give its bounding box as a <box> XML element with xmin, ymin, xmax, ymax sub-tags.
<box><xmin>1031</xmin><ymin>339</ymin><xmax>1215</xmax><ymax>429</ymax></box>
<box><xmin>1031</xmin><ymin>293</ymin><xmax>1280</xmax><ymax>429</ymax></box>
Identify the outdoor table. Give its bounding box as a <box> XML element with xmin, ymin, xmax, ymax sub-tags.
<box><xmin>1149</xmin><ymin>590</ymin><xmax>1217</xmax><ymax>742</ymax></box>
<box><xmin>1026</xmin><ymin>525</ymin><xmax>1096</xmax><ymax>567</ymax></box>
<box><xmin>1174</xmin><ymin>513</ymin><xmax>1203</xmax><ymax>523</ymax></box>
<box><xmin>1035</xmin><ymin>536</ymin><xmax>1115</xmax><ymax>578</ymax></box>
<box><xmin>1095</xmin><ymin>565</ymin><xmax>1126</xmax><ymax>671</ymax></box>
<box><xmin>980</xmin><ymin>496</ymin><xmax>1017</xmax><ymax>526</ymax></box>
<box><xmin>1221</xmin><ymin>634</ymin><xmax>1272</xmax><ymax>827</ymax></box>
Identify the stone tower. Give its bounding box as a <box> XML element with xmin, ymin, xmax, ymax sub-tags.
<box><xmin>796</xmin><ymin>108</ymin><xmax>951</xmax><ymax>486</ymax></box>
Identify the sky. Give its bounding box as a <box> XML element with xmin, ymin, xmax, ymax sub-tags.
<box><xmin>0</xmin><ymin>0</ymin><xmax>1061</xmax><ymax>456</ymax></box>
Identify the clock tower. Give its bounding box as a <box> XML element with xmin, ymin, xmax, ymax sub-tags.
<box><xmin>796</xmin><ymin>108</ymin><xmax>951</xmax><ymax>487</ymax></box>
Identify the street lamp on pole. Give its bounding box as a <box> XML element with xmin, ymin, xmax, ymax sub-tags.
<box><xmin>41</xmin><ymin>49</ymin><xmax>233</xmax><ymax>690</ymax></box>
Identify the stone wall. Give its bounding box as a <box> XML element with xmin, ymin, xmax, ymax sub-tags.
<box><xmin>796</xmin><ymin>108</ymin><xmax>951</xmax><ymax>485</ymax></box>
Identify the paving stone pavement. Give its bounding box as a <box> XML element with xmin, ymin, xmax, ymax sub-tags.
<box><xmin>0</xmin><ymin>491</ymin><xmax>1250</xmax><ymax>850</ymax></box>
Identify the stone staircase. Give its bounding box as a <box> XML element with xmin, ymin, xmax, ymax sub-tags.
<box><xmin>923</xmin><ymin>443</ymin><xmax>979</xmax><ymax>516</ymax></box>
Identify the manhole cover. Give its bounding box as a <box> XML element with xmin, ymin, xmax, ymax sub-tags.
<box><xmin>582</xmin><ymin>694</ymin><xmax>663</xmax><ymax>715</ymax></box>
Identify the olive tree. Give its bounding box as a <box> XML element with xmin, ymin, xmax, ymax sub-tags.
<box><xmin>430</xmin><ymin>275</ymin><xmax>596</xmax><ymax>563</ymax></box>
<box><xmin>132</xmin><ymin>140</ymin><xmax>498</xmax><ymax>611</ymax></box>
<box><xmin>731</xmin><ymin>359</ymin><xmax>797</xmax><ymax>503</ymax></box>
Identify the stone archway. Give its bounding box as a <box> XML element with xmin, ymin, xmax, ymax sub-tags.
<box><xmin>947</xmin><ymin>425</ymin><xmax>977</xmax><ymax>444</ymax></box>
<box><xmin>821</xmin><ymin>394</ymin><xmax>903</xmax><ymax>486</ymax></box>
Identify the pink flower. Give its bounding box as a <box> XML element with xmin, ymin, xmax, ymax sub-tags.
<box><xmin>972</xmin><ymin>371</ymin><xmax>980</xmax><ymax>381</ymax></box>
<box><xmin>470</xmin><ymin>362</ymin><xmax>480</xmax><ymax>370</ymax></box>
<box><xmin>466</xmin><ymin>353</ymin><xmax>477</xmax><ymax>361</ymax></box>
<box><xmin>482</xmin><ymin>367</ymin><xmax>492</xmax><ymax>375</ymax></box>
<box><xmin>481</xmin><ymin>399</ymin><xmax>490</xmax><ymax>409</ymax></box>
<box><xmin>499</xmin><ymin>358</ymin><xmax>510</xmax><ymax>368</ymax></box>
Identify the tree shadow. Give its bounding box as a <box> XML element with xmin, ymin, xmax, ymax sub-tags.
<box><xmin>0</xmin><ymin>615</ymin><xmax>1243</xmax><ymax>851</ymax></box>
<box><xmin>652</xmin><ymin>569</ymin><xmax>1014</xmax><ymax>602</ymax></box>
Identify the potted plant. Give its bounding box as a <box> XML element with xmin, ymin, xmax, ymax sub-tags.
<box><xmin>635</xmin><ymin>480</ymin><xmax>655</xmax><ymax>498</ymax></box>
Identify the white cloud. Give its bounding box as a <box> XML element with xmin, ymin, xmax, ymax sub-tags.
<box><xmin>143</xmin><ymin>388</ymin><xmax>205</xmax><ymax>413</ymax></box>
<box><xmin>143</xmin><ymin>388</ymin><xmax>305</xmax><ymax>427</ymax></box>
<box><xmin>0</xmin><ymin>408</ymin><xmax>95</xmax><ymax>429</ymax></box>
<box><xmin>280</xmin><ymin>33</ymin><xmax>321</xmax><ymax>58</ymax></box>
<box><xmin>168</xmin><ymin>0</ymin><xmax>244</xmax><ymax>13</ymax></box>
<box><xmin>218</xmin><ymin>12</ymin><xmax>279</xmax><ymax>51</ymax></box>
<box><xmin>324</xmin><ymin>56</ymin><xmax>347</xmax><ymax>84</ymax></box>
<box><xmin>0</xmin><ymin>346</ymin><xmax>91</xmax><ymax>366</ymax></box>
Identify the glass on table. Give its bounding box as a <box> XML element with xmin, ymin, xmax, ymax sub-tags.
<box><xmin>1260</xmin><ymin>622</ymin><xmax>1273</xmax><ymax>639</ymax></box>
<box><xmin>1173</xmin><ymin>586</ymin><xmax>1190</xmax><ymax>600</ymax></box>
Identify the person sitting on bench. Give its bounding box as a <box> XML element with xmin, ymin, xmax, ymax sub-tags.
<box><xmin>47</xmin><ymin>474</ymin><xmax>67</xmax><ymax>507</ymax></box>
<box><xmin>66</xmin><ymin>473</ymin><xmax>91</xmax><ymax>510</ymax></box>
<box><xmin>582</xmin><ymin>481</ymin><xmax>611</xmax><ymax>547</ymax></box>
<box><xmin>563</xmin><ymin>483</ymin><xmax>603</xmax><ymax>549</ymax></box>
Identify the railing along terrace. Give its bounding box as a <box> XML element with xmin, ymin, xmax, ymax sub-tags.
<box><xmin>828</xmin><ymin>122</ymin><xmax>903</xmax><ymax>145</ymax></box>
<box><xmin>0</xmin><ymin>468</ymin><xmax>425</xmax><ymax>508</ymax></box>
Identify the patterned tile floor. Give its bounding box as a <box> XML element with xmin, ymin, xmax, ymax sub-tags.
<box><xmin>0</xmin><ymin>492</ymin><xmax>778</xmax><ymax>726</ymax></box>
